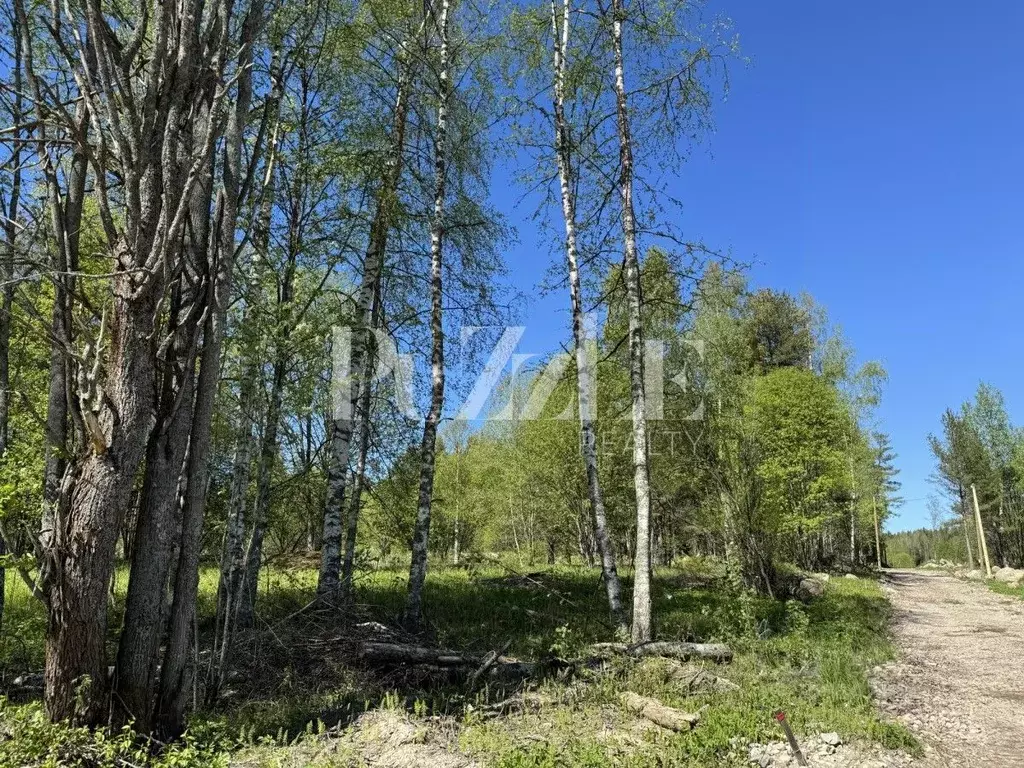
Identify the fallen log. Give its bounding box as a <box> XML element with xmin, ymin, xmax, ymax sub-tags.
<box><xmin>360</xmin><ymin>642</ymin><xmax>474</xmax><ymax>666</ymax></box>
<box><xmin>590</xmin><ymin>641</ymin><xmax>733</xmax><ymax>664</ymax></box>
<box><xmin>656</xmin><ymin>659</ymin><xmax>740</xmax><ymax>692</ymax></box>
<box><xmin>620</xmin><ymin>692</ymin><xmax>699</xmax><ymax>732</ymax></box>
<box><xmin>358</xmin><ymin>641</ymin><xmax>538</xmax><ymax>680</ymax></box>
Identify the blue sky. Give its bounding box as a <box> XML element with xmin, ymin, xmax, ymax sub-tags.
<box><xmin>485</xmin><ymin>1</ymin><xmax>1024</xmax><ymax>532</ymax></box>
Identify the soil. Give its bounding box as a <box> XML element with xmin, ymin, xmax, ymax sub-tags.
<box><xmin>872</xmin><ymin>569</ymin><xmax>1024</xmax><ymax>767</ymax></box>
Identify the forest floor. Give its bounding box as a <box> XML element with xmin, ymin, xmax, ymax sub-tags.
<box><xmin>0</xmin><ymin>561</ymin><xmax>925</xmax><ymax>767</ymax></box>
<box><xmin>219</xmin><ymin>561</ymin><xmax>918</xmax><ymax>767</ymax></box>
<box><xmin>872</xmin><ymin>569</ymin><xmax>1024</xmax><ymax>767</ymax></box>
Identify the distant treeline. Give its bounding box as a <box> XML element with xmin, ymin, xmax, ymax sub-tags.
<box><xmin>885</xmin><ymin>526</ymin><xmax>968</xmax><ymax>568</ymax></box>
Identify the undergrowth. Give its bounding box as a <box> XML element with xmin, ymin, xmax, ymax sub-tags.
<box><xmin>0</xmin><ymin>559</ymin><xmax>917</xmax><ymax>767</ymax></box>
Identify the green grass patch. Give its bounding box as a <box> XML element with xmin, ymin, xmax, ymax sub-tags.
<box><xmin>459</xmin><ymin>573</ymin><xmax>918</xmax><ymax>767</ymax></box>
<box><xmin>0</xmin><ymin>561</ymin><xmax>917</xmax><ymax>766</ymax></box>
<box><xmin>987</xmin><ymin>580</ymin><xmax>1024</xmax><ymax>600</ymax></box>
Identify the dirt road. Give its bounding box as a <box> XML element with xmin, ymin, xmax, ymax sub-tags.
<box><xmin>873</xmin><ymin>570</ymin><xmax>1024</xmax><ymax>767</ymax></box>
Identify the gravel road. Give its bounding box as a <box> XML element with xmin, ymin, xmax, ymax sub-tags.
<box><xmin>873</xmin><ymin>570</ymin><xmax>1024</xmax><ymax>767</ymax></box>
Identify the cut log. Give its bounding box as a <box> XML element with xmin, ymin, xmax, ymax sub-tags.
<box><xmin>590</xmin><ymin>641</ymin><xmax>733</xmax><ymax>664</ymax></box>
<box><xmin>620</xmin><ymin>692</ymin><xmax>699</xmax><ymax>732</ymax></box>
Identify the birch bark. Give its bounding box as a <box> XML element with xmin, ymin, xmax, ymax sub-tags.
<box><xmin>549</xmin><ymin>0</ymin><xmax>624</xmax><ymax>630</ymax></box>
<box><xmin>404</xmin><ymin>0</ymin><xmax>451</xmax><ymax>632</ymax></box>
<box><xmin>609</xmin><ymin>0</ymin><xmax>654</xmax><ymax>643</ymax></box>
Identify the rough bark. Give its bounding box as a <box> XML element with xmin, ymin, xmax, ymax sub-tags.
<box><xmin>403</xmin><ymin>0</ymin><xmax>450</xmax><ymax>632</ymax></box>
<box><xmin>609</xmin><ymin>0</ymin><xmax>654</xmax><ymax>643</ymax></box>
<box><xmin>549</xmin><ymin>0</ymin><xmax>624</xmax><ymax>631</ymax></box>
<box><xmin>113</xmin><ymin>285</ymin><xmax>200</xmax><ymax>729</ymax></box>
<box><xmin>154</xmin><ymin>1</ymin><xmax>270</xmax><ymax>735</ymax></box>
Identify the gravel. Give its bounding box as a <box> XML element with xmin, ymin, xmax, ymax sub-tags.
<box><xmin>872</xmin><ymin>569</ymin><xmax>1024</xmax><ymax>767</ymax></box>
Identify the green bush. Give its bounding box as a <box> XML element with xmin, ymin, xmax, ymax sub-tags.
<box><xmin>0</xmin><ymin>700</ymin><xmax>233</xmax><ymax>768</ymax></box>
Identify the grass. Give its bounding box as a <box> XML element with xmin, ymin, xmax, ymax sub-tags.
<box><xmin>987</xmin><ymin>579</ymin><xmax>1024</xmax><ymax>600</ymax></box>
<box><xmin>0</xmin><ymin>558</ymin><xmax>917</xmax><ymax>767</ymax></box>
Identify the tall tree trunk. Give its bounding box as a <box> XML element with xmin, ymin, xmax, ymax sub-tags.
<box><xmin>238</xmin><ymin>306</ymin><xmax>291</xmax><ymax>627</ymax></box>
<box><xmin>237</xmin><ymin>364</ymin><xmax>285</xmax><ymax>628</ymax></box>
<box><xmin>113</xmin><ymin>276</ymin><xmax>201</xmax><ymax>730</ymax></box>
<box><xmin>550</xmin><ymin>0</ymin><xmax>624</xmax><ymax>631</ymax></box>
<box><xmin>0</xmin><ymin>15</ymin><xmax>23</xmax><ymax>630</ymax></box>
<box><xmin>403</xmin><ymin>0</ymin><xmax>450</xmax><ymax>632</ymax></box>
<box><xmin>155</xmin><ymin>2</ymin><xmax>269</xmax><ymax>733</ymax></box>
<box><xmin>217</xmin><ymin>354</ymin><xmax>257</xmax><ymax>618</ymax></box>
<box><xmin>319</xmin><ymin>34</ymin><xmax>414</xmax><ymax>595</ymax></box>
<box><xmin>609</xmin><ymin>0</ymin><xmax>654</xmax><ymax>643</ymax></box>
<box><xmin>112</xmin><ymin>62</ymin><xmax>216</xmax><ymax>723</ymax></box>
<box><xmin>46</xmin><ymin>287</ymin><xmax>161</xmax><ymax>724</ymax></box>
<box><xmin>341</xmin><ymin>292</ymin><xmax>379</xmax><ymax>595</ymax></box>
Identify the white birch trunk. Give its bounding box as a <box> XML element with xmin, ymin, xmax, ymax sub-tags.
<box><xmin>404</xmin><ymin>0</ymin><xmax>451</xmax><ymax>632</ymax></box>
<box><xmin>550</xmin><ymin>0</ymin><xmax>625</xmax><ymax>631</ymax></box>
<box><xmin>609</xmin><ymin>0</ymin><xmax>654</xmax><ymax>643</ymax></box>
<box><xmin>319</xmin><ymin>37</ymin><xmax>415</xmax><ymax>595</ymax></box>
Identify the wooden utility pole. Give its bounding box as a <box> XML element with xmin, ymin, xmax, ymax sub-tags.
<box><xmin>971</xmin><ymin>484</ymin><xmax>993</xmax><ymax>578</ymax></box>
<box><xmin>871</xmin><ymin>494</ymin><xmax>883</xmax><ymax>569</ymax></box>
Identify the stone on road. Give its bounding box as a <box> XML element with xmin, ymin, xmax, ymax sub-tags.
<box><xmin>873</xmin><ymin>570</ymin><xmax>1024</xmax><ymax>767</ymax></box>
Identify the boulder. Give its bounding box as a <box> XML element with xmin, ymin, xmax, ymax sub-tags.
<box><xmin>844</xmin><ymin>573</ymin><xmax>858</xmax><ymax>580</ymax></box>
<box><xmin>966</xmin><ymin>569</ymin><xmax>984</xmax><ymax>580</ymax></box>
<box><xmin>795</xmin><ymin>577</ymin><xmax>825</xmax><ymax>601</ymax></box>
<box><xmin>994</xmin><ymin>567</ymin><xmax>1024</xmax><ymax>585</ymax></box>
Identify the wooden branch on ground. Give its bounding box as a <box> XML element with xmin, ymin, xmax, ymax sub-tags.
<box><xmin>467</xmin><ymin>639</ymin><xmax>513</xmax><ymax>692</ymax></box>
<box><xmin>620</xmin><ymin>692</ymin><xmax>699</xmax><ymax>732</ymax></box>
<box><xmin>358</xmin><ymin>641</ymin><xmax>537</xmax><ymax>679</ymax></box>
<box><xmin>590</xmin><ymin>641</ymin><xmax>733</xmax><ymax>664</ymax></box>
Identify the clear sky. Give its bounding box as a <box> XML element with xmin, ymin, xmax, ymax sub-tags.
<box><xmin>484</xmin><ymin>1</ymin><xmax>1024</xmax><ymax>533</ymax></box>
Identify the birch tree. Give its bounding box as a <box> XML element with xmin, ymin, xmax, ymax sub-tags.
<box><xmin>319</xmin><ymin>6</ymin><xmax>420</xmax><ymax>596</ymax></box>
<box><xmin>548</xmin><ymin>0</ymin><xmax>624</xmax><ymax>630</ymax></box>
<box><xmin>403</xmin><ymin>0</ymin><xmax>452</xmax><ymax>632</ymax></box>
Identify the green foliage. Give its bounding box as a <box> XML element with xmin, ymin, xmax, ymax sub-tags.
<box><xmin>744</xmin><ymin>289</ymin><xmax>813</xmax><ymax>373</ymax></box>
<box><xmin>748</xmin><ymin>367</ymin><xmax>850</xmax><ymax>538</ymax></box>
<box><xmin>0</xmin><ymin>700</ymin><xmax>233</xmax><ymax>767</ymax></box>
<box><xmin>886</xmin><ymin>552</ymin><xmax>915</xmax><ymax>569</ymax></box>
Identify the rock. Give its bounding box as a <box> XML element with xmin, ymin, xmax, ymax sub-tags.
<box><xmin>796</xmin><ymin>577</ymin><xmax>825</xmax><ymax>601</ymax></box>
<box><xmin>844</xmin><ymin>573</ymin><xmax>858</xmax><ymax>580</ymax></box>
<box><xmin>813</xmin><ymin>572</ymin><xmax>831</xmax><ymax>582</ymax></box>
<box><xmin>993</xmin><ymin>567</ymin><xmax>1023</xmax><ymax>585</ymax></box>
<box><xmin>11</xmin><ymin>672</ymin><xmax>43</xmax><ymax>690</ymax></box>
<box><xmin>967</xmin><ymin>569</ymin><xmax>984</xmax><ymax>580</ymax></box>
<box><xmin>820</xmin><ymin>731</ymin><xmax>842</xmax><ymax>746</ymax></box>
